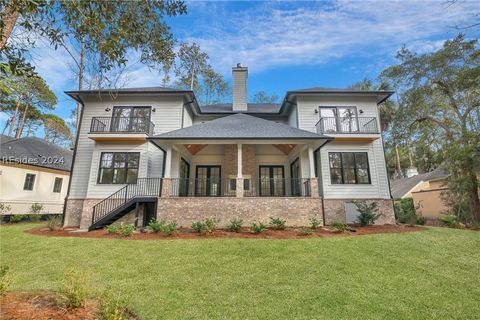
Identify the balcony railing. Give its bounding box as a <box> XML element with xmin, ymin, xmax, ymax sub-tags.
<box><xmin>170</xmin><ymin>178</ymin><xmax>311</xmax><ymax>197</ymax></box>
<box><xmin>316</xmin><ymin>117</ymin><xmax>378</xmax><ymax>134</ymax></box>
<box><xmin>90</xmin><ymin>117</ymin><xmax>155</xmax><ymax>135</ymax></box>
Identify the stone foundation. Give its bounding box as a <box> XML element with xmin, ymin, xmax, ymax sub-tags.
<box><xmin>64</xmin><ymin>198</ymin><xmax>101</xmax><ymax>229</ymax></box>
<box><xmin>157</xmin><ymin>197</ymin><xmax>324</xmax><ymax>227</ymax></box>
<box><xmin>323</xmin><ymin>199</ymin><xmax>395</xmax><ymax>225</ymax></box>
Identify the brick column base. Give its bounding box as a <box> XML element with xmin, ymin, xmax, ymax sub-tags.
<box><xmin>236</xmin><ymin>177</ymin><xmax>244</xmax><ymax>197</ymax></box>
<box><xmin>161</xmin><ymin>178</ymin><xmax>172</xmax><ymax>198</ymax></box>
<box><xmin>310</xmin><ymin>178</ymin><xmax>320</xmax><ymax>198</ymax></box>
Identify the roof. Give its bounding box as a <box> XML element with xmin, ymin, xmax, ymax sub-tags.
<box><xmin>65</xmin><ymin>86</ymin><xmax>190</xmax><ymax>95</ymax></box>
<box><xmin>0</xmin><ymin>136</ymin><xmax>73</xmax><ymax>172</ymax></box>
<box><xmin>199</xmin><ymin>103</ymin><xmax>281</xmax><ymax>114</ymax></box>
<box><xmin>390</xmin><ymin>167</ymin><xmax>449</xmax><ymax>199</ymax></box>
<box><xmin>285</xmin><ymin>87</ymin><xmax>395</xmax><ymax>104</ymax></box>
<box><xmin>150</xmin><ymin>113</ymin><xmax>330</xmax><ymax>140</ymax></box>
<box><xmin>1</xmin><ymin>134</ymin><xmax>13</xmax><ymax>144</ymax></box>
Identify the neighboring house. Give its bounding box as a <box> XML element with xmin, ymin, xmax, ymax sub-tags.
<box><xmin>0</xmin><ymin>136</ymin><xmax>72</xmax><ymax>215</ymax></box>
<box><xmin>390</xmin><ymin>167</ymin><xmax>450</xmax><ymax>219</ymax></box>
<box><xmin>63</xmin><ymin>64</ymin><xmax>396</xmax><ymax>230</ymax></box>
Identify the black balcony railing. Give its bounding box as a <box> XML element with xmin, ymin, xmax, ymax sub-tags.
<box><xmin>90</xmin><ymin>117</ymin><xmax>155</xmax><ymax>135</ymax></box>
<box><xmin>170</xmin><ymin>177</ymin><xmax>311</xmax><ymax>197</ymax></box>
<box><xmin>316</xmin><ymin>117</ymin><xmax>378</xmax><ymax>134</ymax></box>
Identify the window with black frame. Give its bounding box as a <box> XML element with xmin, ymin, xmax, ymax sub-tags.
<box><xmin>23</xmin><ymin>173</ymin><xmax>36</xmax><ymax>190</ymax></box>
<box><xmin>53</xmin><ymin>177</ymin><xmax>63</xmax><ymax>193</ymax></box>
<box><xmin>97</xmin><ymin>152</ymin><xmax>140</xmax><ymax>184</ymax></box>
<box><xmin>111</xmin><ymin>107</ymin><xmax>151</xmax><ymax>132</ymax></box>
<box><xmin>329</xmin><ymin>152</ymin><xmax>370</xmax><ymax>184</ymax></box>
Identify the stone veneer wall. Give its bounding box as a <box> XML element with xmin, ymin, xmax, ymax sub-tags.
<box><xmin>64</xmin><ymin>198</ymin><xmax>102</xmax><ymax>229</ymax></box>
<box><xmin>157</xmin><ymin>197</ymin><xmax>324</xmax><ymax>227</ymax></box>
<box><xmin>323</xmin><ymin>199</ymin><xmax>395</xmax><ymax>225</ymax></box>
<box><xmin>223</xmin><ymin>144</ymin><xmax>256</xmax><ymax>178</ymax></box>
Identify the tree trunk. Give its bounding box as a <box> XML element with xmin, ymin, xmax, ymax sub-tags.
<box><xmin>0</xmin><ymin>1</ymin><xmax>20</xmax><ymax>50</ymax></box>
<box><xmin>75</xmin><ymin>40</ymin><xmax>85</xmax><ymax>131</ymax></box>
<box><xmin>190</xmin><ymin>60</ymin><xmax>195</xmax><ymax>90</ymax></box>
<box><xmin>8</xmin><ymin>94</ymin><xmax>21</xmax><ymax>137</ymax></box>
<box><xmin>395</xmin><ymin>144</ymin><xmax>402</xmax><ymax>176</ymax></box>
<box><xmin>468</xmin><ymin>171</ymin><xmax>480</xmax><ymax>222</ymax></box>
<box><xmin>15</xmin><ymin>96</ymin><xmax>29</xmax><ymax>139</ymax></box>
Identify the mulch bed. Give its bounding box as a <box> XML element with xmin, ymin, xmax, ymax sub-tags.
<box><xmin>0</xmin><ymin>292</ymin><xmax>99</xmax><ymax>320</ymax></box>
<box><xmin>27</xmin><ymin>224</ymin><xmax>424</xmax><ymax>240</ymax></box>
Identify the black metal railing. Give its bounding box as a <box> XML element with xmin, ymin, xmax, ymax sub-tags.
<box><xmin>316</xmin><ymin>117</ymin><xmax>378</xmax><ymax>134</ymax></box>
<box><xmin>91</xmin><ymin>178</ymin><xmax>162</xmax><ymax>225</ymax></box>
<box><xmin>170</xmin><ymin>177</ymin><xmax>311</xmax><ymax>197</ymax></box>
<box><xmin>90</xmin><ymin>117</ymin><xmax>155</xmax><ymax>135</ymax></box>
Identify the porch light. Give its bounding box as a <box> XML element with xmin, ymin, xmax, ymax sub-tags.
<box><xmin>105</xmin><ymin>107</ymin><xmax>111</xmax><ymax>112</ymax></box>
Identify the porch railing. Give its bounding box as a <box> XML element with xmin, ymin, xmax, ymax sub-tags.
<box><xmin>244</xmin><ymin>178</ymin><xmax>311</xmax><ymax>197</ymax></box>
<box><xmin>90</xmin><ymin>116</ymin><xmax>155</xmax><ymax>135</ymax></box>
<box><xmin>170</xmin><ymin>178</ymin><xmax>236</xmax><ymax>197</ymax></box>
<box><xmin>316</xmin><ymin>117</ymin><xmax>378</xmax><ymax>134</ymax></box>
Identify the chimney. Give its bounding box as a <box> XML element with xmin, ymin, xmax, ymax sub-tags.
<box><xmin>232</xmin><ymin>63</ymin><xmax>248</xmax><ymax>112</ymax></box>
<box><xmin>406</xmin><ymin>167</ymin><xmax>419</xmax><ymax>178</ymax></box>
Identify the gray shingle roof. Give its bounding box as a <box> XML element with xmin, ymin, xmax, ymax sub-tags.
<box><xmin>199</xmin><ymin>103</ymin><xmax>281</xmax><ymax>114</ymax></box>
<box><xmin>65</xmin><ymin>86</ymin><xmax>190</xmax><ymax>95</ymax></box>
<box><xmin>286</xmin><ymin>87</ymin><xmax>394</xmax><ymax>104</ymax></box>
<box><xmin>390</xmin><ymin>167</ymin><xmax>449</xmax><ymax>199</ymax></box>
<box><xmin>1</xmin><ymin>136</ymin><xmax>73</xmax><ymax>172</ymax></box>
<box><xmin>150</xmin><ymin>114</ymin><xmax>330</xmax><ymax>140</ymax></box>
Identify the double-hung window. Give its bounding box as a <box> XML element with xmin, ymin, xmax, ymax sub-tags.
<box><xmin>329</xmin><ymin>152</ymin><xmax>370</xmax><ymax>184</ymax></box>
<box><xmin>23</xmin><ymin>173</ymin><xmax>36</xmax><ymax>190</ymax></box>
<box><xmin>53</xmin><ymin>177</ymin><xmax>63</xmax><ymax>193</ymax></box>
<box><xmin>97</xmin><ymin>152</ymin><xmax>140</xmax><ymax>184</ymax></box>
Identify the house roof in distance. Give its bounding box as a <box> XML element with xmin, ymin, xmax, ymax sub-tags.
<box><xmin>150</xmin><ymin>113</ymin><xmax>330</xmax><ymax>140</ymax></box>
<box><xmin>1</xmin><ymin>136</ymin><xmax>73</xmax><ymax>172</ymax></box>
<box><xmin>390</xmin><ymin>167</ymin><xmax>449</xmax><ymax>199</ymax></box>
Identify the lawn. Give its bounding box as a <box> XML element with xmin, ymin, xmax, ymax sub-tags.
<box><xmin>1</xmin><ymin>224</ymin><xmax>479</xmax><ymax>319</ymax></box>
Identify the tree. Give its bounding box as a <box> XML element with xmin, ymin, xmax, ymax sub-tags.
<box><xmin>199</xmin><ymin>67</ymin><xmax>229</xmax><ymax>105</ymax></box>
<box><xmin>42</xmin><ymin>113</ymin><xmax>72</xmax><ymax>147</ymax></box>
<box><xmin>380</xmin><ymin>34</ymin><xmax>480</xmax><ymax>222</ymax></box>
<box><xmin>252</xmin><ymin>91</ymin><xmax>278</xmax><ymax>103</ymax></box>
<box><xmin>174</xmin><ymin>42</ymin><xmax>209</xmax><ymax>91</ymax></box>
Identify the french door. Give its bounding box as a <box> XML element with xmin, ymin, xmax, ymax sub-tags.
<box><xmin>111</xmin><ymin>106</ymin><xmax>151</xmax><ymax>132</ymax></box>
<box><xmin>195</xmin><ymin>166</ymin><xmax>221</xmax><ymax>197</ymax></box>
<box><xmin>259</xmin><ymin>166</ymin><xmax>285</xmax><ymax>197</ymax></box>
<box><xmin>290</xmin><ymin>158</ymin><xmax>301</xmax><ymax>196</ymax></box>
<box><xmin>179</xmin><ymin>158</ymin><xmax>190</xmax><ymax>196</ymax></box>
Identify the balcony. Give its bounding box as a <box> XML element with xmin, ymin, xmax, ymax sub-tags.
<box><xmin>316</xmin><ymin>117</ymin><xmax>379</xmax><ymax>140</ymax></box>
<box><xmin>88</xmin><ymin>117</ymin><xmax>155</xmax><ymax>141</ymax></box>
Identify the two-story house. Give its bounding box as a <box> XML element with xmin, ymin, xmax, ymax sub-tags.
<box><xmin>63</xmin><ymin>64</ymin><xmax>395</xmax><ymax>230</ymax></box>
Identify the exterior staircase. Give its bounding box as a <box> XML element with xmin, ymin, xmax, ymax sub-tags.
<box><xmin>89</xmin><ymin>178</ymin><xmax>162</xmax><ymax>231</ymax></box>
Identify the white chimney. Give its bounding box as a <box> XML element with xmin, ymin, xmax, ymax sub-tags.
<box><xmin>232</xmin><ymin>63</ymin><xmax>248</xmax><ymax>112</ymax></box>
<box><xmin>406</xmin><ymin>167</ymin><xmax>419</xmax><ymax>178</ymax></box>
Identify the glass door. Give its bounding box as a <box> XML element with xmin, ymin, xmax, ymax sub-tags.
<box><xmin>259</xmin><ymin>166</ymin><xmax>285</xmax><ymax>196</ymax></box>
<box><xmin>111</xmin><ymin>107</ymin><xmax>151</xmax><ymax>132</ymax></box>
<box><xmin>319</xmin><ymin>107</ymin><xmax>338</xmax><ymax>132</ymax></box>
<box><xmin>337</xmin><ymin>107</ymin><xmax>358</xmax><ymax>132</ymax></box>
<box><xmin>111</xmin><ymin>107</ymin><xmax>132</xmax><ymax>132</ymax></box>
<box><xmin>179</xmin><ymin>158</ymin><xmax>190</xmax><ymax>196</ymax></box>
<box><xmin>195</xmin><ymin>166</ymin><xmax>221</xmax><ymax>197</ymax></box>
<box><xmin>290</xmin><ymin>158</ymin><xmax>301</xmax><ymax>196</ymax></box>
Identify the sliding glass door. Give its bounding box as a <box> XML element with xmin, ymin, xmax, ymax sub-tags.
<box><xmin>259</xmin><ymin>166</ymin><xmax>285</xmax><ymax>197</ymax></box>
<box><xmin>195</xmin><ymin>166</ymin><xmax>221</xmax><ymax>197</ymax></box>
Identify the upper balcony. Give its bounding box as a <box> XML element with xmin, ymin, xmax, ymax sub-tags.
<box><xmin>315</xmin><ymin>117</ymin><xmax>380</xmax><ymax>141</ymax></box>
<box><xmin>88</xmin><ymin>117</ymin><xmax>155</xmax><ymax>141</ymax></box>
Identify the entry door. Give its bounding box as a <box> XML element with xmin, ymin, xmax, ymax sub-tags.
<box><xmin>290</xmin><ymin>158</ymin><xmax>301</xmax><ymax>196</ymax></box>
<box><xmin>259</xmin><ymin>166</ymin><xmax>285</xmax><ymax>196</ymax></box>
<box><xmin>195</xmin><ymin>166</ymin><xmax>221</xmax><ymax>197</ymax></box>
<box><xmin>111</xmin><ymin>107</ymin><xmax>151</xmax><ymax>132</ymax></box>
<box><xmin>179</xmin><ymin>158</ymin><xmax>190</xmax><ymax>196</ymax></box>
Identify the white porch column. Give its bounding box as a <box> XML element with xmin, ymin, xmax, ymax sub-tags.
<box><xmin>308</xmin><ymin>146</ymin><xmax>316</xmax><ymax>178</ymax></box>
<box><xmin>237</xmin><ymin>143</ymin><xmax>243</xmax><ymax>178</ymax></box>
<box><xmin>164</xmin><ymin>145</ymin><xmax>172</xmax><ymax>178</ymax></box>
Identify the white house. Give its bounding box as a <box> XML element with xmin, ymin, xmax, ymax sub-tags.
<box><xmin>0</xmin><ymin>136</ymin><xmax>72</xmax><ymax>216</ymax></box>
<box><xmin>63</xmin><ymin>64</ymin><xmax>395</xmax><ymax>230</ymax></box>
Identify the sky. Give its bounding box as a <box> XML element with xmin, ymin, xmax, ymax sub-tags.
<box><xmin>6</xmin><ymin>0</ymin><xmax>480</xmax><ymax>127</ymax></box>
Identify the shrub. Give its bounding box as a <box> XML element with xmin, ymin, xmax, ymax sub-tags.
<box><xmin>416</xmin><ymin>215</ymin><xmax>426</xmax><ymax>225</ymax></box>
<box><xmin>0</xmin><ymin>203</ymin><xmax>11</xmax><ymax>215</ymax></box>
<box><xmin>0</xmin><ymin>265</ymin><xmax>11</xmax><ymax>296</ymax></box>
<box><xmin>269</xmin><ymin>217</ymin><xmax>286</xmax><ymax>230</ymax></box>
<box><xmin>161</xmin><ymin>221</ymin><xmax>178</xmax><ymax>236</ymax></box>
<box><xmin>331</xmin><ymin>220</ymin><xmax>348</xmax><ymax>232</ymax></box>
<box><xmin>29</xmin><ymin>203</ymin><xmax>43</xmax><ymax>222</ymax></box>
<box><xmin>394</xmin><ymin>198</ymin><xmax>416</xmax><ymax>224</ymax></box>
<box><xmin>105</xmin><ymin>225</ymin><xmax>118</xmax><ymax>235</ymax></box>
<box><xmin>147</xmin><ymin>219</ymin><xmax>164</xmax><ymax>233</ymax></box>
<box><xmin>438</xmin><ymin>215</ymin><xmax>459</xmax><ymax>228</ymax></box>
<box><xmin>118</xmin><ymin>223</ymin><xmax>135</xmax><ymax>237</ymax></box>
<box><xmin>227</xmin><ymin>218</ymin><xmax>243</xmax><ymax>232</ymax></box>
<box><xmin>309</xmin><ymin>217</ymin><xmax>322</xmax><ymax>229</ymax></box>
<box><xmin>47</xmin><ymin>215</ymin><xmax>62</xmax><ymax>231</ymax></box>
<box><xmin>191</xmin><ymin>218</ymin><xmax>218</xmax><ymax>235</ymax></box>
<box><xmin>300</xmin><ymin>227</ymin><xmax>314</xmax><ymax>235</ymax></box>
<box><xmin>9</xmin><ymin>214</ymin><xmax>25</xmax><ymax>223</ymax></box>
<box><xmin>251</xmin><ymin>222</ymin><xmax>268</xmax><ymax>234</ymax></box>
<box><xmin>58</xmin><ymin>269</ymin><xmax>86</xmax><ymax>309</ymax></box>
<box><xmin>353</xmin><ymin>200</ymin><xmax>381</xmax><ymax>226</ymax></box>
<box><xmin>98</xmin><ymin>291</ymin><xmax>131</xmax><ymax>320</ymax></box>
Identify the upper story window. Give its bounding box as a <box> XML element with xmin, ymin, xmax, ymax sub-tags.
<box><xmin>111</xmin><ymin>106</ymin><xmax>151</xmax><ymax>132</ymax></box>
<box><xmin>329</xmin><ymin>152</ymin><xmax>371</xmax><ymax>184</ymax></box>
<box><xmin>317</xmin><ymin>106</ymin><xmax>378</xmax><ymax>134</ymax></box>
<box><xmin>23</xmin><ymin>173</ymin><xmax>36</xmax><ymax>190</ymax></box>
<box><xmin>53</xmin><ymin>177</ymin><xmax>63</xmax><ymax>193</ymax></box>
<box><xmin>97</xmin><ymin>152</ymin><xmax>140</xmax><ymax>184</ymax></box>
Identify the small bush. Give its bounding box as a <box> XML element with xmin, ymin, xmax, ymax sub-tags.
<box><xmin>416</xmin><ymin>215</ymin><xmax>426</xmax><ymax>225</ymax></box>
<box><xmin>227</xmin><ymin>218</ymin><xmax>243</xmax><ymax>232</ymax></box>
<box><xmin>331</xmin><ymin>220</ymin><xmax>348</xmax><ymax>232</ymax></box>
<box><xmin>269</xmin><ymin>217</ymin><xmax>286</xmax><ymax>230</ymax></box>
<box><xmin>395</xmin><ymin>198</ymin><xmax>416</xmax><ymax>224</ymax></box>
<box><xmin>251</xmin><ymin>222</ymin><xmax>268</xmax><ymax>234</ymax></box>
<box><xmin>105</xmin><ymin>225</ymin><xmax>118</xmax><ymax>235</ymax></box>
<box><xmin>0</xmin><ymin>265</ymin><xmax>11</xmax><ymax>296</ymax></box>
<box><xmin>29</xmin><ymin>203</ymin><xmax>43</xmax><ymax>222</ymax></box>
<box><xmin>353</xmin><ymin>200</ymin><xmax>381</xmax><ymax>226</ymax></box>
<box><xmin>147</xmin><ymin>219</ymin><xmax>164</xmax><ymax>233</ymax></box>
<box><xmin>309</xmin><ymin>217</ymin><xmax>322</xmax><ymax>229</ymax></box>
<box><xmin>191</xmin><ymin>218</ymin><xmax>218</xmax><ymax>235</ymax></box>
<box><xmin>9</xmin><ymin>214</ymin><xmax>25</xmax><ymax>223</ymax></box>
<box><xmin>118</xmin><ymin>223</ymin><xmax>135</xmax><ymax>237</ymax></box>
<box><xmin>0</xmin><ymin>203</ymin><xmax>11</xmax><ymax>215</ymax></box>
<box><xmin>161</xmin><ymin>221</ymin><xmax>178</xmax><ymax>236</ymax></box>
<box><xmin>58</xmin><ymin>269</ymin><xmax>86</xmax><ymax>309</ymax></box>
<box><xmin>47</xmin><ymin>215</ymin><xmax>62</xmax><ymax>231</ymax></box>
<box><xmin>300</xmin><ymin>228</ymin><xmax>314</xmax><ymax>235</ymax></box>
<box><xmin>98</xmin><ymin>291</ymin><xmax>131</xmax><ymax>320</ymax></box>
<box><xmin>438</xmin><ymin>215</ymin><xmax>459</xmax><ymax>228</ymax></box>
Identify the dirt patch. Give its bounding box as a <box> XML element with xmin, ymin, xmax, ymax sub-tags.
<box><xmin>0</xmin><ymin>291</ymin><xmax>98</xmax><ymax>320</ymax></box>
<box><xmin>27</xmin><ymin>224</ymin><xmax>424</xmax><ymax>240</ymax></box>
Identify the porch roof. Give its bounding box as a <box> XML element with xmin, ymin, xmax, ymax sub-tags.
<box><xmin>149</xmin><ymin>114</ymin><xmax>331</xmax><ymax>140</ymax></box>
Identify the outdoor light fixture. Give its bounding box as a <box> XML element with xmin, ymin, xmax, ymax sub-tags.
<box><xmin>105</xmin><ymin>107</ymin><xmax>111</xmax><ymax>112</ymax></box>
<box><xmin>359</xmin><ymin>109</ymin><xmax>364</xmax><ymax>114</ymax></box>
<box><xmin>152</xmin><ymin>108</ymin><xmax>156</xmax><ymax>112</ymax></box>
<box><xmin>314</xmin><ymin>109</ymin><xmax>319</xmax><ymax>113</ymax></box>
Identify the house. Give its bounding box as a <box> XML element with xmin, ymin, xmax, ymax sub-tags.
<box><xmin>390</xmin><ymin>167</ymin><xmax>450</xmax><ymax>219</ymax></box>
<box><xmin>0</xmin><ymin>135</ymin><xmax>72</xmax><ymax>216</ymax></box>
<box><xmin>63</xmin><ymin>64</ymin><xmax>396</xmax><ymax>230</ymax></box>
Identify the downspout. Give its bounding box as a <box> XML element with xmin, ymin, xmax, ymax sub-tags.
<box><xmin>315</xmin><ymin>138</ymin><xmax>332</xmax><ymax>226</ymax></box>
<box><xmin>62</xmin><ymin>94</ymin><xmax>85</xmax><ymax>227</ymax></box>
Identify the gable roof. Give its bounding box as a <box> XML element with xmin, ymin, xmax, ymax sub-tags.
<box><xmin>284</xmin><ymin>87</ymin><xmax>395</xmax><ymax>105</ymax></box>
<box><xmin>390</xmin><ymin>167</ymin><xmax>449</xmax><ymax>199</ymax></box>
<box><xmin>150</xmin><ymin>113</ymin><xmax>330</xmax><ymax>140</ymax></box>
<box><xmin>200</xmin><ymin>103</ymin><xmax>281</xmax><ymax>114</ymax></box>
<box><xmin>1</xmin><ymin>136</ymin><xmax>73</xmax><ymax>172</ymax></box>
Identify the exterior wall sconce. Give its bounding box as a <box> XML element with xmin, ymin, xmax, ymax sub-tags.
<box><xmin>105</xmin><ymin>107</ymin><xmax>111</xmax><ymax>112</ymax></box>
<box><xmin>152</xmin><ymin>108</ymin><xmax>156</xmax><ymax>112</ymax></box>
<box><xmin>314</xmin><ymin>109</ymin><xmax>319</xmax><ymax>114</ymax></box>
<box><xmin>359</xmin><ymin>109</ymin><xmax>364</xmax><ymax>114</ymax></box>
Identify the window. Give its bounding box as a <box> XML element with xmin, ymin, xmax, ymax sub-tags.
<box><xmin>97</xmin><ymin>152</ymin><xmax>140</xmax><ymax>184</ymax></box>
<box><xmin>23</xmin><ymin>173</ymin><xmax>36</xmax><ymax>190</ymax></box>
<box><xmin>329</xmin><ymin>152</ymin><xmax>370</xmax><ymax>184</ymax></box>
<box><xmin>319</xmin><ymin>106</ymin><xmax>358</xmax><ymax>133</ymax></box>
<box><xmin>111</xmin><ymin>106</ymin><xmax>151</xmax><ymax>132</ymax></box>
<box><xmin>53</xmin><ymin>177</ymin><xmax>63</xmax><ymax>193</ymax></box>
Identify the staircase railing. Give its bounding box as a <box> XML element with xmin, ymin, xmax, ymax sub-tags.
<box><xmin>91</xmin><ymin>178</ymin><xmax>162</xmax><ymax>225</ymax></box>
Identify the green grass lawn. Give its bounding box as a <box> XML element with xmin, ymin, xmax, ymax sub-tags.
<box><xmin>1</xmin><ymin>224</ymin><xmax>479</xmax><ymax>319</ymax></box>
